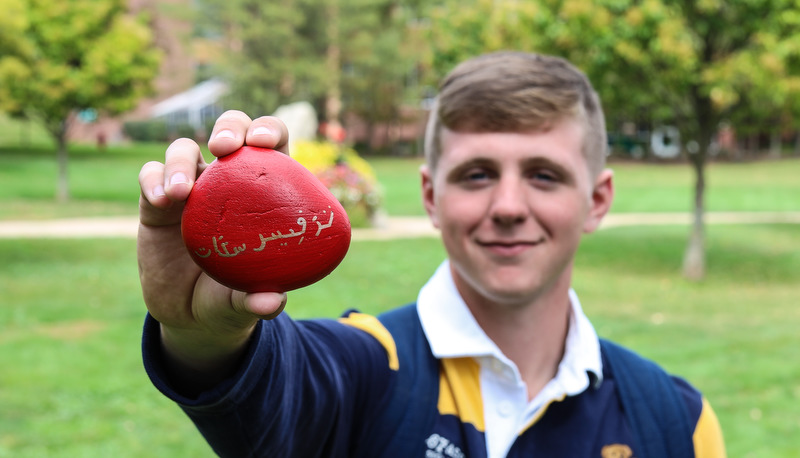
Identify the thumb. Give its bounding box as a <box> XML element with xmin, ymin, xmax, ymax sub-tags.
<box><xmin>231</xmin><ymin>290</ymin><xmax>288</xmax><ymax>321</ymax></box>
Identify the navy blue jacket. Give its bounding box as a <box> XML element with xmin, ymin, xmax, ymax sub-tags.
<box><xmin>142</xmin><ymin>307</ymin><xmax>724</xmax><ymax>457</ymax></box>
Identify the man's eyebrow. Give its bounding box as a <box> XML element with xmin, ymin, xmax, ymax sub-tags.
<box><xmin>445</xmin><ymin>157</ymin><xmax>497</xmax><ymax>179</ymax></box>
<box><xmin>443</xmin><ymin>154</ymin><xmax>577</xmax><ymax>183</ymax></box>
<box><xmin>520</xmin><ymin>156</ymin><xmax>567</xmax><ymax>169</ymax></box>
<box><xmin>520</xmin><ymin>156</ymin><xmax>576</xmax><ymax>182</ymax></box>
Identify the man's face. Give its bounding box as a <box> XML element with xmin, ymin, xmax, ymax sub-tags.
<box><xmin>421</xmin><ymin>119</ymin><xmax>613</xmax><ymax>309</ymax></box>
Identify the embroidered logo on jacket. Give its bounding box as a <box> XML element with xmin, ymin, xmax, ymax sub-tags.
<box><xmin>601</xmin><ymin>444</ymin><xmax>633</xmax><ymax>458</ymax></box>
<box><xmin>425</xmin><ymin>434</ymin><xmax>464</xmax><ymax>458</ymax></box>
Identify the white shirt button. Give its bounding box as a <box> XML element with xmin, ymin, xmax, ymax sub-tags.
<box><xmin>492</xmin><ymin>359</ymin><xmax>503</xmax><ymax>373</ymax></box>
<box><xmin>497</xmin><ymin>400</ymin><xmax>514</xmax><ymax>417</ymax></box>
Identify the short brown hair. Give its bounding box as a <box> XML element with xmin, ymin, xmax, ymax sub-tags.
<box><xmin>424</xmin><ymin>51</ymin><xmax>607</xmax><ymax>177</ymax></box>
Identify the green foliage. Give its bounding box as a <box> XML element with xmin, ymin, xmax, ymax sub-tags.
<box><xmin>121</xmin><ymin>120</ymin><xmax>170</xmax><ymax>143</ymax></box>
<box><xmin>122</xmin><ymin>120</ymin><xmax>205</xmax><ymax>143</ymax></box>
<box><xmin>425</xmin><ymin>0</ymin><xmax>542</xmax><ymax>84</ymax></box>
<box><xmin>194</xmin><ymin>0</ymin><xmax>420</xmax><ymax>129</ymax></box>
<box><xmin>424</xmin><ymin>0</ymin><xmax>800</xmax><ymax>140</ymax></box>
<box><xmin>0</xmin><ymin>0</ymin><xmax>161</xmax><ymax>134</ymax></box>
<box><xmin>194</xmin><ymin>0</ymin><xmax>317</xmax><ymax>113</ymax></box>
<box><xmin>0</xmin><ymin>0</ymin><xmax>162</xmax><ymax>201</ymax></box>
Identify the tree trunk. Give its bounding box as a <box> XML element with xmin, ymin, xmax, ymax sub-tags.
<box><xmin>682</xmin><ymin>84</ymin><xmax>713</xmax><ymax>281</ymax></box>
<box><xmin>324</xmin><ymin>0</ymin><xmax>342</xmax><ymax>131</ymax></box>
<box><xmin>794</xmin><ymin>130</ymin><xmax>800</xmax><ymax>157</ymax></box>
<box><xmin>56</xmin><ymin>130</ymin><xmax>69</xmax><ymax>202</ymax></box>
<box><xmin>769</xmin><ymin>129</ymin><xmax>782</xmax><ymax>159</ymax></box>
<box><xmin>682</xmin><ymin>152</ymin><xmax>705</xmax><ymax>280</ymax></box>
<box><xmin>748</xmin><ymin>133</ymin><xmax>759</xmax><ymax>157</ymax></box>
<box><xmin>49</xmin><ymin>117</ymin><xmax>71</xmax><ymax>203</ymax></box>
<box><xmin>365</xmin><ymin>120</ymin><xmax>376</xmax><ymax>154</ymax></box>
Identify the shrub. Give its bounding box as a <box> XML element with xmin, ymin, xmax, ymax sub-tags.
<box><xmin>291</xmin><ymin>140</ymin><xmax>382</xmax><ymax>228</ymax></box>
<box><xmin>123</xmin><ymin>120</ymin><xmax>169</xmax><ymax>142</ymax></box>
<box><xmin>122</xmin><ymin>121</ymin><xmax>207</xmax><ymax>143</ymax></box>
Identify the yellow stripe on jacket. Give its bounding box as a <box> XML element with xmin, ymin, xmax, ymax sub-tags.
<box><xmin>694</xmin><ymin>398</ymin><xmax>727</xmax><ymax>457</ymax></box>
<box><xmin>437</xmin><ymin>357</ymin><xmax>485</xmax><ymax>432</ymax></box>
<box><xmin>339</xmin><ymin>312</ymin><xmax>399</xmax><ymax>370</ymax></box>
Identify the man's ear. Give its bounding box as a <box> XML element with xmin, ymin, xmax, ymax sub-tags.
<box><xmin>583</xmin><ymin>168</ymin><xmax>614</xmax><ymax>233</ymax></box>
<box><xmin>420</xmin><ymin>164</ymin><xmax>440</xmax><ymax>229</ymax></box>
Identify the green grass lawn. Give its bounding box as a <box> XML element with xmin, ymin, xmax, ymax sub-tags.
<box><xmin>609</xmin><ymin>159</ymin><xmax>800</xmax><ymax>213</ymax></box>
<box><xmin>0</xmin><ymin>143</ymin><xmax>173</xmax><ymax>220</ymax></box>
<box><xmin>576</xmin><ymin>224</ymin><xmax>800</xmax><ymax>456</ymax></box>
<box><xmin>1</xmin><ymin>224</ymin><xmax>798</xmax><ymax>456</ymax></box>
<box><xmin>1</xmin><ymin>134</ymin><xmax>799</xmax><ymax>455</ymax></box>
<box><xmin>367</xmin><ymin>156</ymin><xmax>427</xmax><ymax>216</ymax></box>
<box><xmin>2</xmin><ymin>141</ymin><xmax>800</xmax><ymax>220</ymax></box>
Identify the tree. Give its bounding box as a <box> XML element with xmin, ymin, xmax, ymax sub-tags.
<box><xmin>338</xmin><ymin>1</ymin><xmax>426</xmax><ymax>152</ymax></box>
<box><xmin>0</xmin><ymin>0</ymin><xmax>161</xmax><ymax>201</ymax></box>
<box><xmin>196</xmin><ymin>0</ymin><xmax>420</xmax><ymax>152</ymax></box>
<box><xmin>194</xmin><ymin>0</ymin><xmax>320</xmax><ymax>115</ymax></box>
<box><xmin>423</xmin><ymin>0</ymin><xmax>800</xmax><ymax>279</ymax></box>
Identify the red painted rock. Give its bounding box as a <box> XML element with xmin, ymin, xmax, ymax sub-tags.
<box><xmin>181</xmin><ymin>146</ymin><xmax>351</xmax><ymax>292</ymax></box>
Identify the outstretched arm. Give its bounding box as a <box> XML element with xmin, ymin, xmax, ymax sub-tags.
<box><xmin>137</xmin><ymin>110</ymin><xmax>290</xmax><ymax>394</ymax></box>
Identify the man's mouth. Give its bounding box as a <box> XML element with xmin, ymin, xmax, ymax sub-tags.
<box><xmin>478</xmin><ymin>238</ymin><xmax>545</xmax><ymax>256</ymax></box>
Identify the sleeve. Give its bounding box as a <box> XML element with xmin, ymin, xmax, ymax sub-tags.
<box><xmin>692</xmin><ymin>398</ymin><xmax>727</xmax><ymax>457</ymax></box>
<box><xmin>671</xmin><ymin>377</ymin><xmax>727</xmax><ymax>458</ymax></box>
<box><xmin>141</xmin><ymin>311</ymin><xmax>396</xmax><ymax>458</ymax></box>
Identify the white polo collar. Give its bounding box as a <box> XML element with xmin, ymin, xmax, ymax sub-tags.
<box><xmin>416</xmin><ymin>260</ymin><xmax>603</xmax><ymax>458</ymax></box>
<box><xmin>416</xmin><ymin>260</ymin><xmax>603</xmax><ymax>389</ymax></box>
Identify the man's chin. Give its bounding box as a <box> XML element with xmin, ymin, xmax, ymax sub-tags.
<box><xmin>469</xmin><ymin>281</ymin><xmax>546</xmax><ymax>309</ymax></box>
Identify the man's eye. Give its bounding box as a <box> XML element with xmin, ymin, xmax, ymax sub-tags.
<box><xmin>531</xmin><ymin>170</ymin><xmax>559</xmax><ymax>184</ymax></box>
<box><xmin>464</xmin><ymin>170</ymin><xmax>490</xmax><ymax>181</ymax></box>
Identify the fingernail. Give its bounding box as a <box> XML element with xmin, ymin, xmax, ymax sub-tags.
<box><xmin>215</xmin><ymin>129</ymin><xmax>235</xmax><ymax>140</ymax></box>
<box><xmin>153</xmin><ymin>184</ymin><xmax>165</xmax><ymax>198</ymax></box>
<box><xmin>170</xmin><ymin>172</ymin><xmax>189</xmax><ymax>187</ymax></box>
<box><xmin>253</xmin><ymin>126</ymin><xmax>275</xmax><ymax>137</ymax></box>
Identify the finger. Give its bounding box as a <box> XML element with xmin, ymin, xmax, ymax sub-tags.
<box><xmin>139</xmin><ymin>160</ymin><xmax>170</xmax><ymax>209</ymax></box>
<box><xmin>138</xmin><ymin>160</ymin><xmax>188</xmax><ymax>227</ymax></box>
<box><xmin>232</xmin><ymin>291</ymin><xmax>288</xmax><ymax>321</ymax></box>
<box><xmin>208</xmin><ymin>110</ymin><xmax>253</xmax><ymax>157</ymax></box>
<box><xmin>245</xmin><ymin>116</ymin><xmax>291</xmax><ymax>155</ymax></box>
<box><xmin>163</xmin><ymin>138</ymin><xmax>206</xmax><ymax>202</ymax></box>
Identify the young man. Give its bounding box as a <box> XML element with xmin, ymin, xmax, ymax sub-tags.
<box><xmin>138</xmin><ymin>52</ymin><xmax>726</xmax><ymax>457</ymax></box>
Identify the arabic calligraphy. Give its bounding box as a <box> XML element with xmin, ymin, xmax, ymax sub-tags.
<box><xmin>254</xmin><ymin>216</ymin><xmax>307</xmax><ymax>251</ymax></box>
<box><xmin>193</xmin><ymin>207</ymin><xmax>337</xmax><ymax>259</ymax></box>
<box><xmin>312</xmin><ymin>210</ymin><xmax>334</xmax><ymax>236</ymax></box>
<box><xmin>213</xmin><ymin>235</ymin><xmax>246</xmax><ymax>257</ymax></box>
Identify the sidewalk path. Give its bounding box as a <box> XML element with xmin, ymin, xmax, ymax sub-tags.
<box><xmin>0</xmin><ymin>212</ymin><xmax>799</xmax><ymax>240</ymax></box>
<box><xmin>0</xmin><ymin>215</ymin><xmax>438</xmax><ymax>240</ymax></box>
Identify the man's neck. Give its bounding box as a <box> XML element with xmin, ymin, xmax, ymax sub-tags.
<box><xmin>461</xmin><ymin>283</ymin><xmax>572</xmax><ymax>401</ymax></box>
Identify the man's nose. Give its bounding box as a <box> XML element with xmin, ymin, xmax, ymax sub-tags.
<box><xmin>489</xmin><ymin>177</ymin><xmax>527</xmax><ymax>225</ymax></box>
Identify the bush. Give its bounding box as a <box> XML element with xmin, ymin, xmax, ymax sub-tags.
<box><xmin>123</xmin><ymin>120</ymin><xmax>169</xmax><ymax>142</ymax></box>
<box><xmin>122</xmin><ymin>121</ymin><xmax>207</xmax><ymax>143</ymax></box>
<box><xmin>291</xmin><ymin>140</ymin><xmax>383</xmax><ymax>227</ymax></box>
